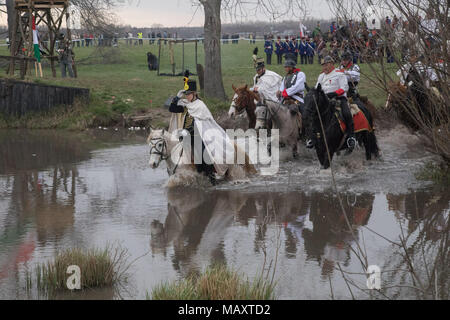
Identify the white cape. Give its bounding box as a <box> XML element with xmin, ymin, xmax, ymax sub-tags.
<box><xmin>169</xmin><ymin>99</ymin><xmax>239</xmax><ymax>176</ymax></box>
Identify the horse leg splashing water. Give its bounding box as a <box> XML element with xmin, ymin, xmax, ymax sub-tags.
<box><xmin>304</xmin><ymin>84</ymin><xmax>380</xmax><ymax>169</ymax></box>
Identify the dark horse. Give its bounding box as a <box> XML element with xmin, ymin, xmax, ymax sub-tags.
<box><xmin>304</xmin><ymin>84</ymin><xmax>380</xmax><ymax>169</ymax></box>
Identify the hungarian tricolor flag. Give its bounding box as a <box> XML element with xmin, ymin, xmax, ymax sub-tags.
<box><xmin>32</xmin><ymin>16</ymin><xmax>41</xmax><ymax>63</ymax></box>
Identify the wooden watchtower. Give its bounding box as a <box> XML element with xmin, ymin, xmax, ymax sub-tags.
<box><xmin>9</xmin><ymin>0</ymin><xmax>73</xmax><ymax>77</ymax></box>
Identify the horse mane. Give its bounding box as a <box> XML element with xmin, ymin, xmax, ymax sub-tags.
<box><xmin>234</xmin><ymin>85</ymin><xmax>259</xmax><ymax>101</ymax></box>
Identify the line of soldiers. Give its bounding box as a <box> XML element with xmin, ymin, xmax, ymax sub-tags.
<box><xmin>263</xmin><ymin>36</ymin><xmax>317</xmax><ymax>66</ymax></box>
<box><xmin>231</xmin><ymin>52</ymin><xmax>363</xmax><ymax>153</ymax></box>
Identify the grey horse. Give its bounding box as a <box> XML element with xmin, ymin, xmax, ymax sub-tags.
<box><xmin>255</xmin><ymin>99</ymin><xmax>302</xmax><ymax>159</ymax></box>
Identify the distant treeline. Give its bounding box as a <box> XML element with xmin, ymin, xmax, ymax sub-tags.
<box><xmin>115</xmin><ymin>18</ymin><xmax>334</xmax><ymax>39</ymax></box>
<box><xmin>0</xmin><ymin>18</ymin><xmax>334</xmax><ymax>40</ymax></box>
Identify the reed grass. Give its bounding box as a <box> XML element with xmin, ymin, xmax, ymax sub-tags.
<box><xmin>26</xmin><ymin>246</ymin><xmax>128</xmax><ymax>295</ymax></box>
<box><xmin>150</xmin><ymin>264</ymin><xmax>276</xmax><ymax>300</ymax></box>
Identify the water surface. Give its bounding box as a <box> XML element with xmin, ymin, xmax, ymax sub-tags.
<box><xmin>0</xmin><ymin>128</ymin><xmax>448</xmax><ymax>300</ymax></box>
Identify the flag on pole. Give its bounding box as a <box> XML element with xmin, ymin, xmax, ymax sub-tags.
<box><xmin>32</xmin><ymin>16</ymin><xmax>41</xmax><ymax>63</ymax></box>
<box><xmin>299</xmin><ymin>22</ymin><xmax>307</xmax><ymax>38</ymax></box>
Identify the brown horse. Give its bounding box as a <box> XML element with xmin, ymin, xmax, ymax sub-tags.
<box><xmin>231</xmin><ymin>84</ymin><xmax>258</xmax><ymax>129</ymax></box>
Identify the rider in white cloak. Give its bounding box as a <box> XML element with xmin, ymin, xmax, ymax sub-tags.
<box><xmin>229</xmin><ymin>58</ymin><xmax>282</xmax><ymax>118</ymax></box>
<box><xmin>169</xmin><ymin>77</ymin><xmax>246</xmax><ymax>183</ymax></box>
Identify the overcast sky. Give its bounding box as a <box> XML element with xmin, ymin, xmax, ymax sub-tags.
<box><xmin>0</xmin><ymin>0</ymin><xmax>335</xmax><ymax>28</ymax></box>
<box><xmin>115</xmin><ymin>0</ymin><xmax>335</xmax><ymax>28</ymax></box>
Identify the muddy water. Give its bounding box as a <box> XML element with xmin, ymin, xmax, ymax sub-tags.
<box><xmin>0</xmin><ymin>128</ymin><xmax>448</xmax><ymax>300</ymax></box>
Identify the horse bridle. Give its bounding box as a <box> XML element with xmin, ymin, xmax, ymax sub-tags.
<box><xmin>256</xmin><ymin>103</ymin><xmax>270</xmax><ymax>125</ymax></box>
<box><xmin>149</xmin><ymin>137</ymin><xmax>168</xmax><ymax>166</ymax></box>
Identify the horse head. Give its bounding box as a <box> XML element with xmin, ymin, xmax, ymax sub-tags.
<box><xmin>232</xmin><ymin>84</ymin><xmax>258</xmax><ymax>114</ymax></box>
<box><xmin>255</xmin><ymin>104</ymin><xmax>270</xmax><ymax>130</ymax></box>
<box><xmin>303</xmin><ymin>84</ymin><xmax>331</xmax><ymax>140</ymax></box>
<box><xmin>147</xmin><ymin>129</ymin><xmax>169</xmax><ymax>169</ymax></box>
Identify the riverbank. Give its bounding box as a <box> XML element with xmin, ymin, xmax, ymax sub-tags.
<box><xmin>0</xmin><ymin>41</ymin><xmax>391</xmax><ymax>130</ymax></box>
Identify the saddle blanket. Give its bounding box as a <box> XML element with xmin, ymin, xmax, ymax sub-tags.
<box><xmin>336</xmin><ymin>104</ymin><xmax>372</xmax><ymax>133</ymax></box>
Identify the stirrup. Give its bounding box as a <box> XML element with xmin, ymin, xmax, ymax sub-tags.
<box><xmin>345</xmin><ymin>136</ymin><xmax>357</xmax><ymax>155</ymax></box>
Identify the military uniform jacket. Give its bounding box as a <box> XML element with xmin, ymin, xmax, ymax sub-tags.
<box><xmin>253</xmin><ymin>70</ymin><xmax>283</xmax><ymax>102</ymax></box>
<box><xmin>299</xmin><ymin>41</ymin><xmax>307</xmax><ymax>55</ymax></box>
<box><xmin>264</xmin><ymin>40</ymin><xmax>273</xmax><ymax>54</ymax></box>
<box><xmin>316</xmin><ymin>68</ymin><xmax>349</xmax><ymax>98</ymax></box>
<box><xmin>280</xmin><ymin>69</ymin><xmax>306</xmax><ymax>103</ymax></box>
<box><xmin>275</xmin><ymin>41</ymin><xmax>283</xmax><ymax>54</ymax></box>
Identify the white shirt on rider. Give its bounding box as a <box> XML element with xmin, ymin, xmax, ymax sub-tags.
<box><xmin>229</xmin><ymin>69</ymin><xmax>282</xmax><ymax>117</ymax></box>
<box><xmin>279</xmin><ymin>70</ymin><xmax>306</xmax><ymax>103</ymax></box>
<box><xmin>253</xmin><ymin>70</ymin><xmax>283</xmax><ymax>101</ymax></box>
<box><xmin>316</xmin><ymin>68</ymin><xmax>349</xmax><ymax>98</ymax></box>
<box><xmin>397</xmin><ymin>61</ymin><xmax>444</xmax><ymax>89</ymax></box>
<box><xmin>339</xmin><ymin>63</ymin><xmax>361</xmax><ymax>83</ymax></box>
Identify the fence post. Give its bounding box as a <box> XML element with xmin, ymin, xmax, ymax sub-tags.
<box><xmin>182</xmin><ymin>39</ymin><xmax>185</xmax><ymax>73</ymax></box>
<box><xmin>157</xmin><ymin>40</ymin><xmax>161</xmax><ymax>76</ymax></box>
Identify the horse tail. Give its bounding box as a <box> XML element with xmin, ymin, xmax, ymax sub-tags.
<box><xmin>357</xmin><ymin>97</ymin><xmax>376</xmax><ymax>128</ymax></box>
<box><xmin>367</xmin><ymin>130</ymin><xmax>380</xmax><ymax>159</ymax></box>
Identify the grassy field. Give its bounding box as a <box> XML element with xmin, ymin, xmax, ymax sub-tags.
<box><xmin>0</xmin><ymin>39</ymin><xmax>393</xmax><ymax>129</ymax></box>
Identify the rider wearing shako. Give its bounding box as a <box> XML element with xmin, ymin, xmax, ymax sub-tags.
<box><xmin>277</xmin><ymin>54</ymin><xmax>306</xmax><ymax>113</ymax></box>
<box><xmin>316</xmin><ymin>56</ymin><xmax>356</xmax><ymax>153</ymax></box>
<box><xmin>339</xmin><ymin>51</ymin><xmax>361</xmax><ymax>100</ymax></box>
<box><xmin>252</xmin><ymin>58</ymin><xmax>283</xmax><ymax>101</ymax></box>
<box><xmin>169</xmin><ymin>73</ymin><xmax>196</xmax><ymax>135</ymax></box>
<box><xmin>169</xmin><ymin>73</ymin><xmax>216</xmax><ymax>182</ymax></box>
<box><xmin>229</xmin><ymin>58</ymin><xmax>282</xmax><ymax>117</ymax></box>
<box><xmin>170</xmin><ymin>72</ymin><xmax>242</xmax><ymax>184</ymax></box>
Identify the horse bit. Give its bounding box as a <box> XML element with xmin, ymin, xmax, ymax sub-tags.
<box><xmin>149</xmin><ymin>137</ymin><xmax>168</xmax><ymax>161</ymax></box>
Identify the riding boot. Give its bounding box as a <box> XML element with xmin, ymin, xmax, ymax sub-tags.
<box><xmin>340</xmin><ymin>98</ymin><xmax>356</xmax><ymax>154</ymax></box>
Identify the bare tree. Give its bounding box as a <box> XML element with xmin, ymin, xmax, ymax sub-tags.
<box><xmin>5</xmin><ymin>0</ymin><xmax>14</xmax><ymax>40</ymax></box>
<box><xmin>327</xmin><ymin>0</ymin><xmax>449</xmax><ymax>161</ymax></box>
<box><xmin>195</xmin><ymin>0</ymin><xmax>309</xmax><ymax>101</ymax></box>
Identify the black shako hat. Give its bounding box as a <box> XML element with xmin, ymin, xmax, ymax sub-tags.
<box><xmin>184</xmin><ymin>80</ymin><xmax>197</xmax><ymax>94</ymax></box>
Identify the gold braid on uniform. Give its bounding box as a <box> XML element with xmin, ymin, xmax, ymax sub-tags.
<box><xmin>183</xmin><ymin>107</ymin><xmax>194</xmax><ymax>133</ymax></box>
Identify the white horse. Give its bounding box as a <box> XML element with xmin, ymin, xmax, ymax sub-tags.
<box><xmin>147</xmin><ymin>128</ymin><xmax>257</xmax><ymax>183</ymax></box>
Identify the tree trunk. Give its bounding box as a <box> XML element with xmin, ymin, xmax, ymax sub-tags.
<box><xmin>6</xmin><ymin>0</ymin><xmax>15</xmax><ymax>41</ymax></box>
<box><xmin>202</xmin><ymin>0</ymin><xmax>227</xmax><ymax>101</ymax></box>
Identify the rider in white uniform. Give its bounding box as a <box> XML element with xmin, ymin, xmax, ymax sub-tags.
<box><xmin>229</xmin><ymin>58</ymin><xmax>282</xmax><ymax>117</ymax></box>
<box><xmin>314</xmin><ymin>56</ymin><xmax>356</xmax><ymax>153</ymax></box>
<box><xmin>339</xmin><ymin>51</ymin><xmax>361</xmax><ymax>99</ymax></box>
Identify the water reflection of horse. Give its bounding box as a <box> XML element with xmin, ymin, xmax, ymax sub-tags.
<box><xmin>302</xmin><ymin>192</ymin><xmax>374</xmax><ymax>277</ymax></box>
<box><xmin>150</xmin><ymin>189</ymin><xmax>376</xmax><ymax>278</ymax></box>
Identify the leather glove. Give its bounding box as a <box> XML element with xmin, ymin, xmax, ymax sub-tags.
<box><xmin>171</xmin><ymin>96</ymin><xmax>180</xmax><ymax>105</ymax></box>
<box><xmin>177</xmin><ymin>90</ymin><xmax>185</xmax><ymax>99</ymax></box>
<box><xmin>282</xmin><ymin>89</ymin><xmax>289</xmax><ymax>98</ymax></box>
